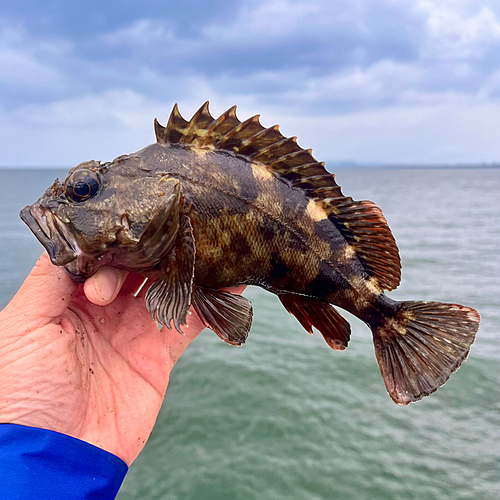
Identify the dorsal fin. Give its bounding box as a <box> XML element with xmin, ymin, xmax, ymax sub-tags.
<box><xmin>155</xmin><ymin>102</ymin><xmax>401</xmax><ymax>290</ymax></box>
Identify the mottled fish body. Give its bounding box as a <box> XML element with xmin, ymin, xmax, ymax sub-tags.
<box><xmin>21</xmin><ymin>102</ymin><xmax>480</xmax><ymax>405</ymax></box>
<box><xmin>138</xmin><ymin>144</ymin><xmax>344</xmax><ymax>291</ymax></box>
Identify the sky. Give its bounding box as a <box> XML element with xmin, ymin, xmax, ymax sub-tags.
<box><xmin>1</xmin><ymin>0</ymin><xmax>499</xmax><ymax>167</ymax></box>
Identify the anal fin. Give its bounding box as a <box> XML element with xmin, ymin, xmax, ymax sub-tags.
<box><xmin>278</xmin><ymin>293</ymin><xmax>351</xmax><ymax>351</ymax></box>
<box><xmin>192</xmin><ymin>287</ymin><xmax>253</xmax><ymax>346</ymax></box>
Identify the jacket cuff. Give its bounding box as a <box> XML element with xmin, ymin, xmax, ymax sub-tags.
<box><xmin>0</xmin><ymin>423</ymin><xmax>128</xmax><ymax>500</ymax></box>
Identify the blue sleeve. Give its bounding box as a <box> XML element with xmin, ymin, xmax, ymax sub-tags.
<box><xmin>0</xmin><ymin>423</ymin><xmax>128</xmax><ymax>500</ymax></box>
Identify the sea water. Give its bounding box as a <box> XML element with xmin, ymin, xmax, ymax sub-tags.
<box><xmin>0</xmin><ymin>167</ymin><xmax>498</xmax><ymax>500</ymax></box>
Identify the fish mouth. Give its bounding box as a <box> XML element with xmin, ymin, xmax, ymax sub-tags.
<box><xmin>20</xmin><ymin>205</ymin><xmax>112</xmax><ymax>282</ymax></box>
<box><xmin>20</xmin><ymin>205</ymin><xmax>78</xmax><ymax>267</ymax></box>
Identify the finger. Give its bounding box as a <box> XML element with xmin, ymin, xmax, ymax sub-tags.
<box><xmin>84</xmin><ymin>267</ymin><xmax>129</xmax><ymax>306</ymax></box>
<box><xmin>2</xmin><ymin>253</ymin><xmax>78</xmax><ymax>325</ymax></box>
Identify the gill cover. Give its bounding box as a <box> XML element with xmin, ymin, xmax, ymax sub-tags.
<box><xmin>111</xmin><ymin>176</ymin><xmax>182</xmax><ymax>272</ymax></box>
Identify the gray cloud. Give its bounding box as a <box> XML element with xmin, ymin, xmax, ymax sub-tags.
<box><xmin>0</xmin><ymin>0</ymin><xmax>499</xmax><ymax>165</ymax></box>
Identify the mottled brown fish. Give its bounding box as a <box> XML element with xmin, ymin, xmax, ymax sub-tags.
<box><xmin>20</xmin><ymin>102</ymin><xmax>480</xmax><ymax>405</ymax></box>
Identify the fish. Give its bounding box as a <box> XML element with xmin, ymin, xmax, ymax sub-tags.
<box><xmin>20</xmin><ymin>101</ymin><xmax>480</xmax><ymax>405</ymax></box>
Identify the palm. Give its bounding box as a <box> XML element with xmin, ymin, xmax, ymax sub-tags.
<box><xmin>0</xmin><ymin>255</ymin><xmax>207</xmax><ymax>465</ymax></box>
<box><xmin>42</xmin><ymin>289</ymin><xmax>175</xmax><ymax>465</ymax></box>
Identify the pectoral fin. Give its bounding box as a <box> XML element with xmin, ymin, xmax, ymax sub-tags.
<box><xmin>278</xmin><ymin>293</ymin><xmax>351</xmax><ymax>350</ymax></box>
<box><xmin>145</xmin><ymin>213</ymin><xmax>195</xmax><ymax>332</ymax></box>
<box><xmin>191</xmin><ymin>287</ymin><xmax>253</xmax><ymax>346</ymax></box>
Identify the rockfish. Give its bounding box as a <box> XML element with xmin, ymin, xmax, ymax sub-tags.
<box><xmin>20</xmin><ymin>102</ymin><xmax>480</xmax><ymax>404</ymax></box>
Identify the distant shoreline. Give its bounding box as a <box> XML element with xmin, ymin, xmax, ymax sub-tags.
<box><xmin>0</xmin><ymin>163</ymin><xmax>499</xmax><ymax>171</ymax></box>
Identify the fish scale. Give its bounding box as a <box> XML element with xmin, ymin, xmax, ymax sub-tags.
<box><xmin>20</xmin><ymin>101</ymin><xmax>480</xmax><ymax>405</ymax></box>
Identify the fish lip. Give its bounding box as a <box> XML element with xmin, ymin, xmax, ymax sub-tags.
<box><xmin>63</xmin><ymin>266</ymin><xmax>87</xmax><ymax>283</ymax></box>
<box><xmin>20</xmin><ymin>205</ymin><xmax>77</xmax><ymax>266</ymax></box>
<box><xmin>21</xmin><ymin>205</ymin><xmax>111</xmax><ymax>281</ymax></box>
<box><xmin>20</xmin><ymin>205</ymin><xmax>58</xmax><ymax>263</ymax></box>
<box><xmin>63</xmin><ymin>253</ymin><xmax>112</xmax><ymax>282</ymax></box>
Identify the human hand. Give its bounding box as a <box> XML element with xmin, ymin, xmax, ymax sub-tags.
<box><xmin>0</xmin><ymin>253</ymin><xmax>242</xmax><ymax>465</ymax></box>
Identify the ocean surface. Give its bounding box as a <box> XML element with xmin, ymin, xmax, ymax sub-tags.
<box><xmin>0</xmin><ymin>167</ymin><xmax>499</xmax><ymax>500</ymax></box>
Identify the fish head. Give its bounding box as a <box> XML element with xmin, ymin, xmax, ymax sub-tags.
<box><xmin>20</xmin><ymin>154</ymin><xmax>181</xmax><ymax>281</ymax></box>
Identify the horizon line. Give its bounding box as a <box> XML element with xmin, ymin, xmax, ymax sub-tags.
<box><xmin>1</xmin><ymin>162</ymin><xmax>499</xmax><ymax>170</ymax></box>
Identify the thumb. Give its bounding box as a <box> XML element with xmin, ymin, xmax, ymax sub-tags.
<box><xmin>83</xmin><ymin>267</ymin><xmax>129</xmax><ymax>306</ymax></box>
<box><xmin>2</xmin><ymin>253</ymin><xmax>78</xmax><ymax>325</ymax></box>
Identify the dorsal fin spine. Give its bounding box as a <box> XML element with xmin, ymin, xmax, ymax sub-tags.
<box><xmin>239</xmin><ymin>125</ymin><xmax>280</xmax><ymax>150</ymax></box>
<box><xmin>185</xmin><ymin>102</ymin><xmax>213</xmax><ymax>136</ymax></box>
<box><xmin>188</xmin><ymin>101</ymin><xmax>211</xmax><ymax>125</ymax></box>
<box><xmin>271</xmin><ymin>148</ymin><xmax>313</xmax><ymax>164</ymax></box>
<box><xmin>311</xmin><ymin>185</ymin><xmax>343</xmax><ymax>195</ymax></box>
<box><xmin>287</xmin><ymin>162</ymin><xmax>327</xmax><ymax>175</ymax></box>
<box><xmin>226</xmin><ymin>105</ymin><xmax>238</xmax><ymax>118</ymax></box>
<box><xmin>165</xmin><ymin>104</ymin><xmax>189</xmax><ymax>143</ymax></box>
<box><xmin>204</xmin><ymin>112</ymin><xmax>229</xmax><ymax>137</ymax></box>
<box><xmin>250</xmin><ymin>136</ymin><xmax>297</xmax><ymax>160</ymax></box>
<box><xmin>217</xmin><ymin>115</ymin><xmax>262</xmax><ymax>149</ymax></box>
<box><xmin>208</xmin><ymin>106</ymin><xmax>240</xmax><ymax>145</ymax></box>
<box><xmin>154</xmin><ymin>118</ymin><xmax>167</xmax><ymax>143</ymax></box>
<box><xmin>267</xmin><ymin>150</ymin><xmax>317</xmax><ymax>171</ymax></box>
<box><xmin>291</xmin><ymin>174</ymin><xmax>332</xmax><ymax>185</ymax></box>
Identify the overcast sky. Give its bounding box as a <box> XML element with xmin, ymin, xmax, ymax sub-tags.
<box><xmin>1</xmin><ymin>0</ymin><xmax>499</xmax><ymax>167</ymax></box>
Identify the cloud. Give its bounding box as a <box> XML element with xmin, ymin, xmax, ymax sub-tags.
<box><xmin>2</xmin><ymin>83</ymin><xmax>498</xmax><ymax>167</ymax></box>
<box><xmin>0</xmin><ymin>23</ymin><xmax>71</xmax><ymax>103</ymax></box>
<box><xmin>279</xmin><ymin>97</ymin><xmax>500</xmax><ymax>164</ymax></box>
<box><xmin>87</xmin><ymin>0</ymin><xmax>500</xmax><ymax>108</ymax></box>
<box><xmin>0</xmin><ymin>0</ymin><xmax>499</xmax><ymax>166</ymax></box>
<box><xmin>0</xmin><ymin>89</ymin><xmax>166</xmax><ymax>166</ymax></box>
<box><xmin>0</xmin><ymin>47</ymin><xmax>58</xmax><ymax>86</ymax></box>
<box><xmin>101</xmin><ymin>19</ymin><xmax>177</xmax><ymax>48</ymax></box>
<box><xmin>93</xmin><ymin>0</ymin><xmax>423</xmax><ymax>76</ymax></box>
<box><xmin>418</xmin><ymin>2</ymin><xmax>500</xmax><ymax>59</ymax></box>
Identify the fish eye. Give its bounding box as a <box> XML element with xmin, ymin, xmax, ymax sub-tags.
<box><xmin>65</xmin><ymin>169</ymin><xmax>100</xmax><ymax>202</ymax></box>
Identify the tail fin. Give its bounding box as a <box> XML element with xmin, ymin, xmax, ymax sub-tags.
<box><xmin>373</xmin><ymin>301</ymin><xmax>480</xmax><ymax>405</ymax></box>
